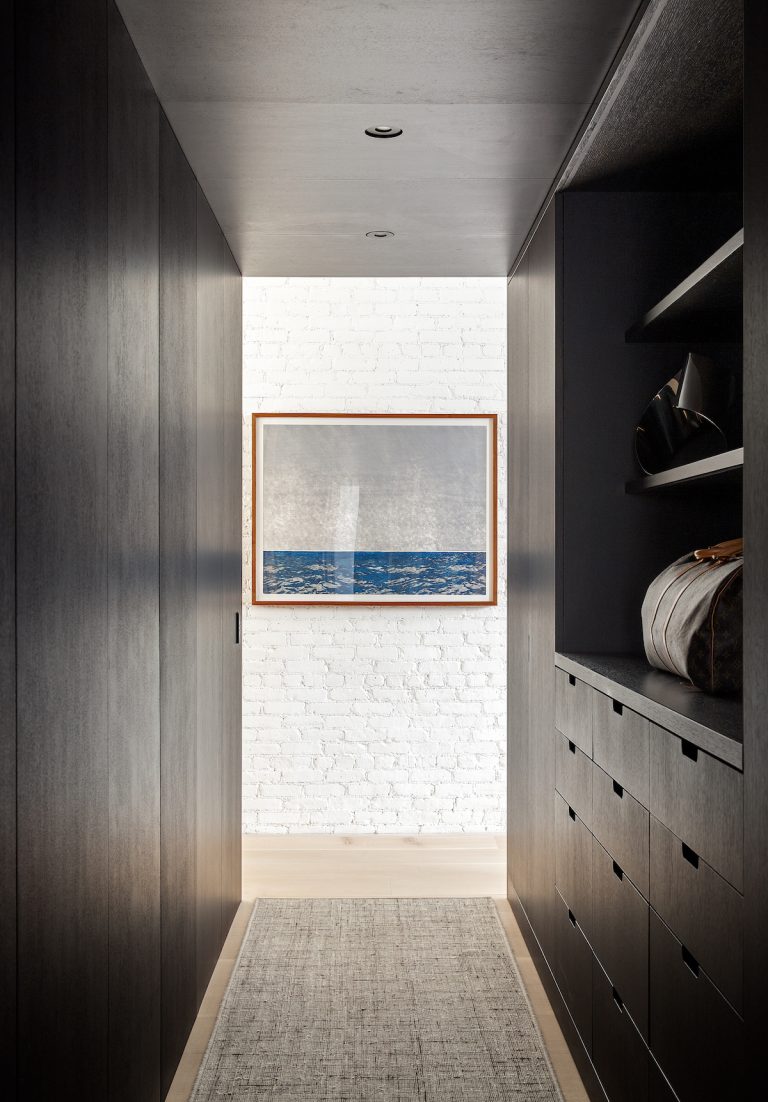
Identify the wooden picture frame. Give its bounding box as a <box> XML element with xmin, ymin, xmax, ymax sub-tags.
<box><xmin>251</xmin><ymin>413</ymin><xmax>498</xmax><ymax>606</ymax></box>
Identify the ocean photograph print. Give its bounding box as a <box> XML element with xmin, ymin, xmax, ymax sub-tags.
<box><xmin>251</xmin><ymin>413</ymin><xmax>497</xmax><ymax>606</ymax></box>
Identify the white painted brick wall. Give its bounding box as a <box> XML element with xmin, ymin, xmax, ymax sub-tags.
<box><xmin>242</xmin><ymin>277</ymin><xmax>507</xmax><ymax>833</ymax></box>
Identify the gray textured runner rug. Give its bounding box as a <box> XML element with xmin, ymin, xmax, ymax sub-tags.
<box><xmin>191</xmin><ymin>898</ymin><xmax>563</xmax><ymax>1101</ymax></box>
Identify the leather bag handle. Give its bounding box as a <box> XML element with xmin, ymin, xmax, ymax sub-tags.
<box><xmin>694</xmin><ymin>538</ymin><xmax>743</xmax><ymax>562</ymax></box>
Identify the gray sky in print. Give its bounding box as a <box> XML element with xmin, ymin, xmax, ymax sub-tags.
<box><xmin>262</xmin><ymin>423</ymin><xmax>488</xmax><ymax>552</ymax></box>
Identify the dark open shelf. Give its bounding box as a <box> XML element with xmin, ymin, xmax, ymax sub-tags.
<box><xmin>556</xmin><ymin>652</ymin><xmax>743</xmax><ymax>769</ymax></box>
<box><xmin>625</xmin><ymin>447</ymin><xmax>743</xmax><ymax>494</ymax></box>
<box><xmin>626</xmin><ymin>229</ymin><xmax>743</xmax><ymax>343</ymax></box>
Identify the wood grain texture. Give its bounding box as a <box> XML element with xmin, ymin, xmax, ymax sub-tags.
<box><xmin>592</xmin><ymin>957</ymin><xmax>649</xmax><ymax>1102</ymax></box>
<box><xmin>650</xmin><ymin>816</ymin><xmax>742</xmax><ymax>1015</ymax></box>
<box><xmin>221</xmin><ymin>242</ymin><xmax>243</xmax><ymax>925</ymax></box>
<box><xmin>554</xmin><ymin>890</ymin><xmax>593</xmax><ymax>1055</ymax></box>
<box><xmin>649</xmin><ymin>911</ymin><xmax>744</xmax><ymax>1102</ymax></box>
<box><xmin>649</xmin><ymin>725</ymin><xmax>743</xmax><ymax>891</ymax></box>
<box><xmin>195</xmin><ymin>187</ymin><xmax>226</xmax><ymax>1001</ymax></box>
<box><xmin>554</xmin><ymin>793</ymin><xmax>593</xmax><ymax>943</ymax></box>
<box><xmin>107</xmin><ymin>6</ymin><xmax>161</xmax><ymax>1099</ymax></box>
<box><xmin>556</xmin><ymin>652</ymin><xmax>743</xmax><ymax>768</ymax></box>
<box><xmin>525</xmin><ymin>204</ymin><xmax>558</xmax><ymax>962</ymax></box>
<box><xmin>555</xmin><ymin>670</ymin><xmax>593</xmax><ymax>757</ymax></box>
<box><xmin>592</xmin><ymin>762</ymin><xmax>650</xmax><ymax>898</ymax></box>
<box><xmin>591</xmin><ymin>835</ymin><xmax>649</xmax><ymax>1038</ymax></box>
<box><xmin>15</xmin><ymin>0</ymin><xmax>110</xmax><ymax>1095</ymax></box>
<box><xmin>743</xmin><ymin>2</ymin><xmax>768</xmax><ymax>1093</ymax></box>
<box><xmin>159</xmin><ymin>113</ymin><xmax>200</xmax><ymax>1098</ymax></box>
<box><xmin>0</xmin><ymin>0</ymin><xmax>14</xmax><ymax>1086</ymax></box>
<box><xmin>592</xmin><ymin>693</ymin><xmax>650</xmax><ymax>806</ymax></box>
<box><xmin>506</xmin><ymin>242</ymin><xmax>530</xmax><ymax>907</ymax></box>
<box><xmin>555</xmin><ymin>733</ymin><xmax>593</xmax><ymax>830</ymax></box>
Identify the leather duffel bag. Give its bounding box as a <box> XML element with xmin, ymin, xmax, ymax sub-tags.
<box><xmin>641</xmin><ymin>538</ymin><xmax>743</xmax><ymax>694</ymax></box>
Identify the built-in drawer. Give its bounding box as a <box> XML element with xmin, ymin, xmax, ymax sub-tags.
<box><xmin>593</xmin><ymin>762</ymin><xmax>650</xmax><ymax>897</ymax></box>
<box><xmin>593</xmin><ymin>692</ymin><xmax>650</xmax><ymax>805</ymax></box>
<box><xmin>555</xmin><ymin>731</ymin><xmax>593</xmax><ymax>828</ymax></box>
<box><xmin>555</xmin><ymin>792</ymin><xmax>593</xmax><ymax>942</ymax></box>
<box><xmin>649</xmin><ymin>726</ymin><xmax>743</xmax><ymax>891</ymax></box>
<box><xmin>650</xmin><ymin>816</ymin><xmax>742</xmax><ymax>1014</ymax></box>
<box><xmin>649</xmin><ymin>912</ymin><xmax>744</xmax><ymax>1102</ymax></box>
<box><xmin>593</xmin><ymin>957</ymin><xmax>649</xmax><ymax>1102</ymax></box>
<box><xmin>555</xmin><ymin>668</ymin><xmax>593</xmax><ymax>756</ymax></box>
<box><xmin>592</xmin><ymin>836</ymin><xmax>649</xmax><ymax>1038</ymax></box>
<box><xmin>649</xmin><ymin>1058</ymin><xmax>680</xmax><ymax>1102</ymax></box>
<box><xmin>554</xmin><ymin>889</ymin><xmax>593</xmax><ymax>1053</ymax></box>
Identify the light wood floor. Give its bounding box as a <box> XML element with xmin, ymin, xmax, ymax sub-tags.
<box><xmin>165</xmin><ymin>835</ymin><xmax>588</xmax><ymax>1102</ymax></box>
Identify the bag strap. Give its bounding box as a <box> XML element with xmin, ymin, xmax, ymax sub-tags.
<box><xmin>694</xmin><ymin>538</ymin><xmax>743</xmax><ymax>562</ymax></box>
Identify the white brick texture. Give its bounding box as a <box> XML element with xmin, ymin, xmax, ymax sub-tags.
<box><xmin>242</xmin><ymin>277</ymin><xmax>507</xmax><ymax>833</ymax></box>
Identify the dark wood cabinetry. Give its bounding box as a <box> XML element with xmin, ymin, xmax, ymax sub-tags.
<box><xmin>593</xmin><ymin>695</ymin><xmax>650</xmax><ymax>806</ymax></box>
<box><xmin>554</xmin><ymin>892</ymin><xmax>594</xmax><ymax>1054</ymax></box>
<box><xmin>8</xmin><ymin>4</ymin><xmax>243</xmax><ymax>1099</ymax></box>
<box><xmin>649</xmin><ymin>913</ymin><xmax>744</xmax><ymax>1102</ymax></box>
<box><xmin>507</xmin><ymin>1</ymin><xmax>759</xmax><ymax>1098</ymax></box>
<box><xmin>592</xmin><ymin>763</ymin><xmax>649</xmax><ymax>898</ymax></box>
<box><xmin>592</xmin><ymin>837</ymin><xmax>649</xmax><ymax>1038</ymax></box>
<box><xmin>593</xmin><ymin>960</ymin><xmax>649</xmax><ymax>1102</ymax></box>
<box><xmin>650</xmin><ymin>817</ymin><xmax>742</xmax><ymax>1014</ymax></box>
<box><xmin>650</xmin><ymin>726</ymin><xmax>743</xmax><ymax>891</ymax></box>
<box><xmin>555</xmin><ymin>733</ymin><xmax>593</xmax><ymax>827</ymax></box>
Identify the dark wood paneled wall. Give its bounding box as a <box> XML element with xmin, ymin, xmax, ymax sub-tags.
<box><xmin>9</xmin><ymin>3</ymin><xmax>243</xmax><ymax>1099</ymax></box>
<box><xmin>159</xmin><ymin>114</ymin><xmax>200</xmax><ymax>1098</ymax></box>
<box><xmin>743</xmin><ymin>3</ymin><xmax>768</xmax><ymax>1096</ymax></box>
<box><xmin>195</xmin><ymin>191</ymin><xmax>227</xmax><ymax>1000</ymax></box>
<box><xmin>507</xmin><ymin>205</ymin><xmax>558</xmax><ymax>958</ymax></box>
<box><xmin>15</xmin><ymin>2</ymin><xmax>111</xmax><ymax>1097</ymax></box>
<box><xmin>107</xmin><ymin>8</ymin><xmax>162</xmax><ymax>1099</ymax></box>
<box><xmin>0</xmin><ymin>0</ymin><xmax>15</xmax><ymax>1088</ymax></box>
<box><xmin>506</xmin><ymin>249</ymin><xmax>531</xmax><ymax>910</ymax></box>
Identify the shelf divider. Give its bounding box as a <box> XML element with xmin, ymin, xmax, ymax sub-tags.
<box><xmin>625</xmin><ymin>447</ymin><xmax>744</xmax><ymax>494</ymax></box>
<box><xmin>626</xmin><ymin>229</ymin><xmax>743</xmax><ymax>342</ymax></box>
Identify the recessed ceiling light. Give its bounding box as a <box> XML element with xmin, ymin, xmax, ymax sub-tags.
<box><xmin>365</xmin><ymin>125</ymin><xmax>403</xmax><ymax>138</ymax></box>
<box><xmin>366</xmin><ymin>230</ymin><xmax>395</xmax><ymax>238</ymax></box>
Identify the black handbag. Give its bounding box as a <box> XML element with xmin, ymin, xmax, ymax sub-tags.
<box><xmin>641</xmin><ymin>539</ymin><xmax>743</xmax><ymax>694</ymax></box>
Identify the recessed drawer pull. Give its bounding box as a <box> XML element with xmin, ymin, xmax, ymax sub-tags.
<box><xmin>681</xmin><ymin>841</ymin><xmax>700</xmax><ymax>869</ymax></box>
<box><xmin>568</xmin><ymin>674</ymin><xmax>576</xmax><ymax>686</ymax></box>
<box><xmin>568</xmin><ymin>740</ymin><xmax>576</xmax><ymax>754</ymax></box>
<box><xmin>612</xmin><ymin>860</ymin><xmax>624</xmax><ymax>881</ymax></box>
<box><xmin>568</xmin><ymin>805</ymin><xmax>576</xmax><ymax>821</ymax></box>
<box><xmin>568</xmin><ymin>909</ymin><xmax>577</xmax><ymax>927</ymax></box>
<box><xmin>612</xmin><ymin>699</ymin><xmax>623</xmax><ymax>717</ymax></box>
<box><xmin>612</xmin><ymin>987</ymin><xmax>625</xmax><ymax>1012</ymax></box>
<box><xmin>681</xmin><ymin>739</ymin><xmax>699</xmax><ymax>762</ymax></box>
<box><xmin>612</xmin><ymin>779</ymin><xmax>624</xmax><ymax>798</ymax></box>
<box><xmin>682</xmin><ymin>945</ymin><xmax>700</xmax><ymax>977</ymax></box>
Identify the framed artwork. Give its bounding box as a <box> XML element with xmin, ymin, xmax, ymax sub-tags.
<box><xmin>251</xmin><ymin>413</ymin><xmax>497</xmax><ymax>606</ymax></box>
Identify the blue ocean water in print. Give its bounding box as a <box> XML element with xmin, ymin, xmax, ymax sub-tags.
<box><xmin>263</xmin><ymin>551</ymin><xmax>486</xmax><ymax>596</ymax></box>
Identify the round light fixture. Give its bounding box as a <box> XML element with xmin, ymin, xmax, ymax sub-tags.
<box><xmin>365</xmin><ymin>125</ymin><xmax>403</xmax><ymax>138</ymax></box>
<box><xmin>365</xmin><ymin>230</ymin><xmax>395</xmax><ymax>239</ymax></box>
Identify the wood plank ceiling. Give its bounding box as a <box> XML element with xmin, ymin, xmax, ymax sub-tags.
<box><xmin>116</xmin><ymin>0</ymin><xmax>642</xmax><ymax>276</ymax></box>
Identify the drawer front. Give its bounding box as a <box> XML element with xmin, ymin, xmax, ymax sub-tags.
<box><xmin>649</xmin><ymin>1059</ymin><xmax>680</xmax><ymax>1102</ymax></box>
<box><xmin>649</xmin><ymin>912</ymin><xmax>744</xmax><ymax>1102</ymax></box>
<box><xmin>555</xmin><ymin>731</ymin><xmax>593</xmax><ymax>828</ymax></box>
<box><xmin>650</xmin><ymin>816</ymin><xmax>742</xmax><ymax>1014</ymax></box>
<box><xmin>650</xmin><ymin>726</ymin><xmax>743</xmax><ymax>890</ymax></box>
<box><xmin>554</xmin><ymin>890</ymin><xmax>593</xmax><ymax>1053</ymax></box>
<box><xmin>593</xmin><ymin>691</ymin><xmax>650</xmax><ymax>805</ymax></box>
<box><xmin>593</xmin><ymin>762</ymin><xmax>650</xmax><ymax>897</ymax></box>
<box><xmin>592</xmin><ymin>836</ymin><xmax>649</xmax><ymax>1038</ymax></box>
<box><xmin>555</xmin><ymin>792</ymin><xmax>593</xmax><ymax>942</ymax></box>
<box><xmin>593</xmin><ymin>958</ymin><xmax>649</xmax><ymax>1102</ymax></box>
<box><xmin>555</xmin><ymin>668</ymin><xmax>593</xmax><ymax>756</ymax></box>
